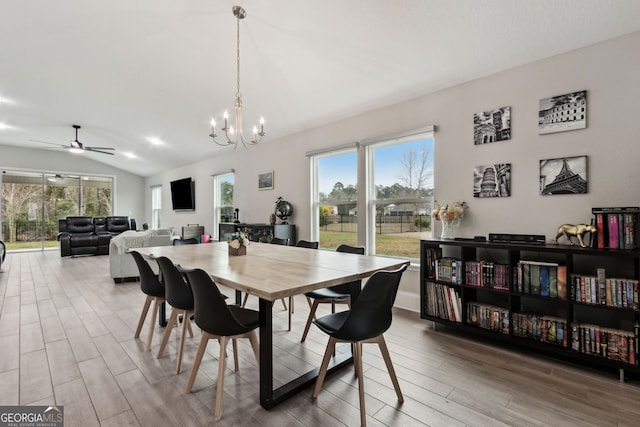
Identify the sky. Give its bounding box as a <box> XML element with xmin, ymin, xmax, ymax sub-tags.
<box><xmin>318</xmin><ymin>137</ymin><xmax>434</xmax><ymax>194</ymax></box>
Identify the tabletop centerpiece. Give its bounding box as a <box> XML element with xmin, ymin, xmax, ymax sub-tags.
<box><xmin>227</xmin><ymin>231</ymin><xmax>249</xmax><ymax>256</ymax></box>
<box><xmin>432</xmin><ymin>201</ymin><xmax>467</xmax><ymax>239</ymax></box>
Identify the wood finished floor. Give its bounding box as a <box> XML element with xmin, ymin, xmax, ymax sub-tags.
<box><xmin>2</xmin><ymin>251</ymin><xmax>640</xmax><ymax>426</ymax></box>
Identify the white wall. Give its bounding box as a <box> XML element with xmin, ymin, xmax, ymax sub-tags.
<box><xmin>0</xmin><ymin>145</ymin><xmax>146</xmax><ymax>221</ymax></box>
<box><xmin>148</xmin><ymin>30</ymin><xmax>640</xmax><ymax>312</ymax></box>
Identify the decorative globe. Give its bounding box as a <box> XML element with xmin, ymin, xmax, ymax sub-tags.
<box><xmin>274</xmin><ymin>197</ymin><xmax>293</xmax><ymax>224</ymax></box>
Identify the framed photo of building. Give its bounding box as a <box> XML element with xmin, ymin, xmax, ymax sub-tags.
<box><xmin>538</xmin><ymin>90</ymin><xmax>587</xmax><ymax>134</ymax></box>
<box><xmin>258</xmin><ymin>171</ymin><xmax>274</xmax><ymax>190</ymax></box>
<box><xmin>539</xmin><ymin>155</ymin><xmax>588</xmax><ymax>195</ymax></box>
<box><xmin>473</xmin><ymin>164</ymin><xmax>511</xmax><ymax>198</ymax></box>
<box><xmin>474</xmin><ymin>106</ymin><xmax>511</xmax><ymax>145</ymax></box>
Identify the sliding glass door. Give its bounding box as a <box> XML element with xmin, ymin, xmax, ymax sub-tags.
<box><xmin>1</xmin><ymin>170</ymin><xmax>113</xmax><ymax>251</ymax></box>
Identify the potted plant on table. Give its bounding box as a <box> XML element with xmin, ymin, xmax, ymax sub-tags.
<box><xmin>227</xmin><ymin>232</ymin><xmax>249</xmax><ymax>256</ymax></box>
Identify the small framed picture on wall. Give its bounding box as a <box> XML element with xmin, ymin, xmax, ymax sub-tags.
<box><xmin>473</xmin><ymin>106</ymin><xmax>511</xmax><ymax>145</ymax></box>
<box><xmin>538</xmin><ymin>90</ymin><xmax>587</xmax><ymax>135</ymax></box>
<box><xmin>539</xmin><ymin>155</ymin><xmax>588</xmax><ymax>195</ymax></box>
<box><xmin>473</xmin><ymin>164</ymin><xmax>511</xmax><ymax>198</ymax></box>
<box><xmin>258</xmin><ymin>171</ymin><xmax>274</xmax><ymax>190</ymax></box>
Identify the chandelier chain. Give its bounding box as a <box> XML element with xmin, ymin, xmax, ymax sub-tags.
<box><xmin>236</xmin><ymin>13</ymin><xmax>241</xmax><ymax>100</ymax></box>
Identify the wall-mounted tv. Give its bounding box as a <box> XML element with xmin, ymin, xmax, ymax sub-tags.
<box><xmin>170</xmin><ymin>177</ymin><xmax>195</xmax><ymax>211</ymax></box>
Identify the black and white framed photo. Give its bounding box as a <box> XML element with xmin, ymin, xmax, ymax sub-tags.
<box><xmin>473</xmin><ymin>163</ymin><xmax>511</xmax><ymax>198</ymax></box>
<box><xmin>473</xmin><ymin>106</ymin><xmax>511</xmax><ymax>145</ymax></box>
<box><xmin>539</xmin><ymin>155</ymin><xmax>587</xmax><ymax>195</ymax></box>
<box><xmin>258</xmin><ymin>171</ymin><xmax>274</xmax><ymax>190</ymax></box>
<box><xmin>538</xmin><ymin>90</ymin><xmax>587</xmax><ymax>135</ymax></box>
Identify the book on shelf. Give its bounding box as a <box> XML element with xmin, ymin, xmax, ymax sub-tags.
<box><xmin>596</xmin><ymin>268</ymin><xmax>606</xmax><ymax>305</ymax></box>
<box><xmin>608</xmin><ymin>214</ymin><xmax>619</xmax><ymax>249</ymax></box>
<box><xmin>595</xmin><ymin>212</ymin><xmax>605</xmax><ymax>249</ymax></box>
<box><xmin>623</xmin><ymin>213</ymin><xmax>637</xmax><ymax>249</ymax></box>
<box><xmin>557</xmin><ymin>265</ymin><xmax>567</xmax><ymax>300</ymax></box>
<box><xmin>549</xmin><ymin>265</ymin><xmax>558</xmax><ymax>298</ymax></box>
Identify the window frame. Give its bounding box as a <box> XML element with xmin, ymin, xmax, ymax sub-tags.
<box><xmin>212</xmin><ymin>171</ymin><xmax>234</xmax><ymax>240</ymax></box>
<box><xmin>151</xmin><ymin>185</ymin><xmax>162</xmax><ymax>229</ymax></box>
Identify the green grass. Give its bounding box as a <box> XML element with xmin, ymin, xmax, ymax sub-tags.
<box><xmin>4</xmin><ymin>240</ymin><xmax>58</xmax><ymax>250</ymax></box>
<box><xmin>320</xmin><ymin>230</ymin><xmax>429</xmax><ymax>259</ymax></box>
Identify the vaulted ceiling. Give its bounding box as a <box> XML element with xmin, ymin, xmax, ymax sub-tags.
<box><xmin>1</xmin><ymin>0</ymin><xmax>640</xmax><ymax>177</ymax></box>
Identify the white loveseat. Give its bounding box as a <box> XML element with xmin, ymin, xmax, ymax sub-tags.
<box><xmin>109</xmin><ymin>229</ymin><xmax>172</xmax><ymax>283</ymax></box>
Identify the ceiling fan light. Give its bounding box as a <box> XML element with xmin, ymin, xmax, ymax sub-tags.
<box><xmin>69</xmin><ymin>147</ymin><xmax>84</xmax><ymax>154</ymax></box>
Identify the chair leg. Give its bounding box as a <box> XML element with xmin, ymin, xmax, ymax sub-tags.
<box><xmin>290</xmin><ymin>296</ymin><xmax>294</xmax><ymax>313</ymax></box>
<box><xmin>247</xmin><ymin>330</ymin><xmax>260</xmax><ymax>364</ymax></box>
<box><xmin>241</xmin><ymin>293</ymin><xmax>249</xmax><ymax>308</ymax></box>
<box><xmin>145</xmin><ymin>297</ymin><xmax>162</xmax><ymax>351</ymax></box>
<box><xmin>312</xmin><ymin>336</ymin><xmax>336</xmax><ymax>399</ymax></box>
<box><xmin>354</xmin><ymin>341</ymin><xmax>366</xmax><ymax>427</ymax></box>
<box><xmin>186</xmin><ymin>313</ymin><xmax>194</xmax><ymax>337</ymax></box>
<box><xmin>135</xmin><ymin>295</ymin><xmax>153</xmax><ymax>339</ymax></box>
<box><xmin>376</xmin><ymin>335</ymin><xmax>403</xmax><ymax>402</ymax></box>
<box><xmin>280</xmin><ymin>298</ymin><xmax>287</xmax><ymax>310</ymax></box>
<box><xmin>215</xmin><ymin>336</ymin><xmax>228</xmax><ymax>421</ymax></box>
<box><xmin>232</xmin><ymin>338</ymin><xmax>239</xmax><ymax>371</ymax></box>
<box><xmin>157</xmin><ymin>308</ymin><xmax>178</xmax><ymax>358</ymax></box>
<box><xmin>288</xmin><ymin>296</ymin><xmax>293</xmax><ymax>331</ymax></box>
<box><xmin>301</xmin><ymin>300</ymin><xmax>320</xmax><ymax>342</ymax></box>
<box><xmin>185</xmin><ymin>332</ymin><xmax>210</xmax><ymax>393</ymax></box>
<box><xmin>176</xmin><ymin>309</ymin><xmax>190</xmax><ymax>374</ymax></box>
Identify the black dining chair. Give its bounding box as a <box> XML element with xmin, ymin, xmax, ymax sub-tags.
<box><xmin>130</xmin><ymin>250</ymin><xmax>165</xmax><ymax>351</ymax></box>
<box><xmin>311</xmin><ymin>265</ymin><xmax>407</xmax><ymax>427</ymax></box>
<box><xmin>0</xmin><ymin>239</ymin><xmax>6</xmax><ymax>269</ymax></box>
<box><xmin>296</xmin><ymin>240</ymin><xmax>319</xmax><ymax>250</ymax></box>
<box><xmin>183</xmin><ymin>268</ymin><xmax>260</xmax><ymax>421</ymax></box>
<box><xmin>285</xmin><ymin>240</ymin><xmax>320</xmax><ymax>329</ymax></box>
<box><xmin>173</xmin><ymin>237</ymin><xmax>199</xmax><ymax>245</ymax></box>
<box><xmin>154</xmin><ymin>255</ymin><xmax>195</xmax><ymax>374</ymax></box>
<box><xmin>269</xmin><ymin>237</ymin><xmax>289</xmax><ymax>246</ymax></box>
<box><xmin>301</xmin><ymin>244</ymin><xmax>365</xmax><ymax>342</ymax></box>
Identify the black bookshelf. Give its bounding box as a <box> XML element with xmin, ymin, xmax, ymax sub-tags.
<box><xmin>420</xmin><ymin>238</ymin><xmax>640</xmax><ymax>381</ymax></box>
<box><xmin>219</xmin><ymin>223</ymin><xmax>296</xmax><ymax>246</ymax></box>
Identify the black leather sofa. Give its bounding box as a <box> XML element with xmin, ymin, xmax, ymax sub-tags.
<box><xmin>58</xmin><ymin>216</ymin><xmax>133</xmax><ymax>257</ymax></box>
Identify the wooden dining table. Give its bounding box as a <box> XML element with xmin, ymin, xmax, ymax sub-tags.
<box><xmin>135</xmin><ymin>241</ymin><xmax>410</xmax><ymax>409</ymax></box>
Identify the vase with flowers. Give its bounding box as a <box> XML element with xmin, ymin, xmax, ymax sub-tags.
<box><xmin>227</xmin><ymin>232</ymin><xmax>249</xmax><ymax>256</ymax></box>
<box><xmin>432</xmin><ymin>201</ymin><xmax>467</xmax><ymax>239</ymax></box>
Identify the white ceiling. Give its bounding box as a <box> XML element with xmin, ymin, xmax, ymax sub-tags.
<box><xmin>1</xmin><ymin>0</ymin><xmax>640</xmax><ymax>177</ymax></box>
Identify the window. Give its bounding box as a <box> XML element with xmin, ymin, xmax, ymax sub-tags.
<box><xmin>151</xmin><ymin>185</ymin><xmax>162</xmax><ymax>229</ymax></box>
<box><xmin>366</xmin><ymin>131</ymin><xmax>434</xmax><ymax>259</ymax></box>
<box><xmin>213</xmin><ymin>172</ymin><xmax>234</xmax><ymax>240</ymax></box>
<box><xmin>310</xmin><ymin>147</ymin><xmax>358</xmax><ymax>250</ymax></box>
<box><xmin>309</xmin><ymin>128</ymin><xmax>435</xmax><ymax>261</ymax></box>
<box><xmin>1</xmin><ymin>170</ymin><xmax>113</xmax><ymax>251</ymax></box>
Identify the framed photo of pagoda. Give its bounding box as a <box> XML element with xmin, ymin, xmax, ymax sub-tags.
<box><xmin>473</xmin><ymin>163</ymin><xmax>511</xmax><ymax>198</ymax></box>
<box><xmin>539</xmin><ymin>155</ymin><xmax>588</xmax><ymax>195</ymax></box>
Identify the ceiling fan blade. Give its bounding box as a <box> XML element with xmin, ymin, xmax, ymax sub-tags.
<box><xmin>29</xmin><ymin>139</ymin><xmax>66</xmax><ymax>148</ymax></box>
<box><xmin>86</xmin><ymin>146</ymin><xmax>115</xmax><ymax>151</ymax></box>
<box><xmin>84</xmin><ymin>148</ymin><xmax>115</xmax><ymax>155</ymax></box>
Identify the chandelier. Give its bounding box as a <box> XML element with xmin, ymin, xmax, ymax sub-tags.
<box><xmin>210</xmin><ymin>5</ymin><xmax>265</xmax><ymax>148</ymax></box>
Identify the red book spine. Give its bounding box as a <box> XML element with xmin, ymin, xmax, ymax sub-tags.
<box><xmin>608</xmin><ymin>214</ymin><xmax>619</xmax><ymax>249</ymax></box>
<box><xmin>596</xmin><ymin>213</ymin><xmax>605</xmax><ymax>249</ymax></box>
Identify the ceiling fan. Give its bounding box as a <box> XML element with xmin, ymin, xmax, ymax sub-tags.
<box><xmin>30</xmin><ymin>124</ymin><xmax>116</xmax><ymax>155</ymax></box>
